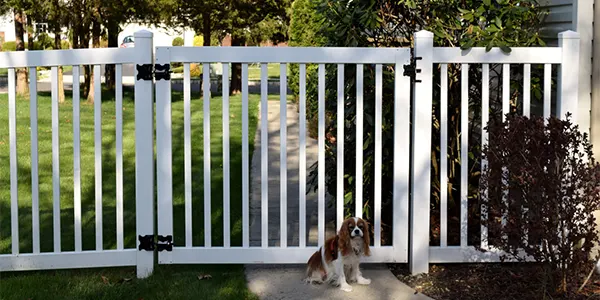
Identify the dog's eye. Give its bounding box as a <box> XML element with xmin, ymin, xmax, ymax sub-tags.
<box><xmin>358</xmin><ymin>225</ymin><xmax>363</xmax><ymax>229</ymax></box>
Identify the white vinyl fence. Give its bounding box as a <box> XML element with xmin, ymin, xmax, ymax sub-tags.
<box><xmin>0</xmin><ymin>30</ymin><xmax>580</xmax><ymax>277</ymax></box>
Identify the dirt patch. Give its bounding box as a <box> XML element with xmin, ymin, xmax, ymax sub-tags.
<box><xmin>389</xmin><ymin>263</ymin><xmax>600</xmax><ymax>300</ymax></box>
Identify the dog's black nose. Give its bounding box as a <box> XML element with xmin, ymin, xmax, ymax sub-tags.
<box><xmin>354</xmin><ymin>229</ymin><xmax>360</xmax><ymax>234</ymax></box>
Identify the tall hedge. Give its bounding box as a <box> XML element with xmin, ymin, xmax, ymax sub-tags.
<box><xmin>288</xmin><ymin>0</ymin><xmax>326</xmax><ymax>137</ymax></box>
<box><xmin>307</xmin><ymin>0</ymin><xmax>547</xmax><ymax>246</ymax></box>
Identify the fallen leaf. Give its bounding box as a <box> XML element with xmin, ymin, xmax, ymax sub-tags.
<box><xmin>101</xmin><ymin>275</ymin><xmax>110</xmax><ymax>285</ymax></box>
<box><xmin>197</xmin><ymin>274</ymin><xmax>212</xmax><ymax>280</ymax></box>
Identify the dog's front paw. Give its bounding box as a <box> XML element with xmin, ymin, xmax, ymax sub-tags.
<box><xmin>340</xmin><ymin>283</ymin><xmax>353</xmax><ymax>292</ymax></box>
<box><xmin>357</xmin><ymin>276</ymin><xmax>371</xmax><ymax>285</ymax></box>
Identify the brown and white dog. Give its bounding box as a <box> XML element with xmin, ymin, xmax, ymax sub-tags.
<box><xmin>304</xmin><ymin>217</ymin><xmax>371</xmax><ymax>292</ymax></box>
<box><xmin>334</xmin><ymin>217</ymin><xmax>371</xmax><ymax>292</ymax></box>
<box><xmin>305</xmin><ymin>235</ymin><xmax>339</xmax><ymax>284</ymax></box>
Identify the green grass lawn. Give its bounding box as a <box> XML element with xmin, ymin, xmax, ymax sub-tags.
<box><xmin>0</xmin><ymin>89</ymin><xmax>264</xmax><ymax>299</ymax></box>
<box><xmin>171</xmin><ymin>63</ymin><xmax>284</xmax><ymax>81</ymax></box>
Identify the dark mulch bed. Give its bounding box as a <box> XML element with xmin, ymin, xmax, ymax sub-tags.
<box><xmin>389</xmin><ymin>263</ymin><xmax>600</xmax><ymax>300</ymax></box>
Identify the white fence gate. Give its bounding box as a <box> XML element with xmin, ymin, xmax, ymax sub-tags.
<box><xmin>153</xmin><ymin>45</ymin><xmax>412</xmax><ymax>265</ymax></box>
<box><xmin>0</xmin><ymin>29</ymin><xmax>580</xmax><ymax>278</ymax></box>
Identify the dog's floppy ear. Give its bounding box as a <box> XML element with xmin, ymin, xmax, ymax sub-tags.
<box><xmin>362</xmin><ymin>220</ymin><xmax>371</xmax><ymax>256</ymax></box>
<box><xmin>338</xmin><ymin>219</ymin><xmax>351</xmax><ymax>256</ymax></box>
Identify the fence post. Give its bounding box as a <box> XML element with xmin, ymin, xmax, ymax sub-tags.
<box><xmin>410</xmin><ymin>30</ymin><xmax>433</xmax><ymax>275</ymax></box>
<box><xmin>134</xmin><ymin>30</ymin><xmax>155</xmax><ymax>278</ymax></box>
<box><xmin>558</xmin><ymin>30</ymin><xmax>580</xmax><ymax>122</ymax></box>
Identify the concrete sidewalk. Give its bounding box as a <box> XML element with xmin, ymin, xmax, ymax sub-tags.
<box><xmin>245</xmin><ymin>100</ymin><xmax>430</xmax><ymax>299</ymax></box>
<box><xmin>246</xmin><ymin>264</ymin><xmax>432</xmax><ymax>300</ymax></box>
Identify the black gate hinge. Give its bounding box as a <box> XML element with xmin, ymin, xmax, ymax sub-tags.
<box><xmin>154</xmin><ymin>64</ymin><xmax>171</xmax><ymax>81</ymax></box>
<box><xmin>403</xmin><ymin>55</ymin><xmax>422</xmax><ymax>83</ymax></box>
<box><xmin>136</xmin><ymin>64</ymin><xmax>172</xmax><ymax>81</ymax></box>
<box><xmin>138</xmin><ymin>234</ymin><xmax>173</xmax><ymax>252</ymax></box>
<box><xmin>156</xmin><ymin>235</ymin><xmax>173</xmax><ymax>252</ymax></box>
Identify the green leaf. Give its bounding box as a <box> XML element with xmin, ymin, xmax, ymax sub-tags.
<box><xmin>495</xmin><ymin>17</ymin><xmax>502</xmax><ymax>28</ymax></box>
<box><xmin>483</xmin><ymin>0</ymin><xmax>491</xmax><ymax>5</ymax></box>
<box><xmin>499</xmin><ymin>44</ymin><xmax>512</xmax><ymax>53</ymax></box>
<box><xmin>344</xmin><ymin>192</ymin><xmax>353</xmax><ymax>204</ymax></box>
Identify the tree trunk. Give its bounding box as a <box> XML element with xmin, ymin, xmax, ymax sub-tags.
<box><xmin>105</xmin><ymin>19</ymin><xmax>119</xmax><ymax>90</ymax></box>
<box><xmin>82</xmin><ymin>25</ymin><xmax>91</xmax><ymax>99</ymax></box>
<box><xmin>87</xmin><ymin>19</ymin><xmax>100</xmax><ymax>104</ymax></box>
<box><xmin>55</xmin><ymin>26</ymin><xmax>65</xmax><ymax>103</ymax></box>
<box><xmin>229</xmin><ymin>35</ymin><xmax>245</xmax><ymax>95</ymax></box>
<box><xmin>14</xmin><ymin>10</ymin><xmax>29</xmax><ymax>97</ymax></box>
<box><xmin>203</xmin><ymin>12</ymin><xmax>211</xmax><ymax>46</ymax></box>
<box><xmin>26</xmin><ymin>13</ymin><xmax>34</xmax><ymax>51</ymax></box>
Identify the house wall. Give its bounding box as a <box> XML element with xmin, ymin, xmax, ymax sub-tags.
<box><xmin>540</xmin><ymin>0</ymin><xmax>592</xmax><ymax>140</ymax></box>
<box><xmin>542</xmin><ymin>0</ymin><xmax>600</xmax><ymax>262</ymax></box>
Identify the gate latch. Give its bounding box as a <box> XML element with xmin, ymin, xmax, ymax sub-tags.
<box><xmin>138</xmin><ymin>234</ymin><xmax>173</xmax><ymax>251</ymax></box>
<box><xmin>403</xmin><ymin>56</ymin><xmax>422</xmax><ymax>83</ymax></box>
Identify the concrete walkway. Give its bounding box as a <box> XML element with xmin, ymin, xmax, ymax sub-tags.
<box><xmin>246</xmin><ymin>264</ymin><xmax>431</xmax><ymax>300</ymax></box>
<box><xmin>245</xmin><ymin>101</ymin><xmax>431</xmax><ymax>299</ymax></box>
<box><xmin>248</xmin><ymin>100</ymin><xmax>337</xmax><ymax>247</ymax></box>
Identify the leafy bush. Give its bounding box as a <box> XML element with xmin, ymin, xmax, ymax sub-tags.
<box><xmin>193</xmin><ymin>35</ymin><xmax>204</xmax><ymax>47</ymax></box>
<box><xmin>288</xmin><ymin>0</ymin><xmax>326</xmax><ymax>135</ymax></box>
<box><xmin>1</xmin><ymin>41</ymin><xmax>16</xmax><ymax>51</ymax></box>
<box><xmin>190</xmin><ymin>64</ymin><xmax>202</xmax><ymax>78</ymax></box>
<box><xmin>306</xmin><ymin>0</ymin><xmax>547</xmax><ymax>244</ymax></box>
<box><xmin>36</xmin><ymin>33</ymin><xmax>54</xmax><ymax>49</ymax></box>
<box><xmin>480</xmin><ymin>113</ymin><xmax>600</xmax><ymax>295</ymax></box>
<box><xmin>172</xmin><ymin>37</ymin><xmax>184</xmax><ymax>46</ymax></box>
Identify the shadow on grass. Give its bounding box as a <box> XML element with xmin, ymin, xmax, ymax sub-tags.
<box><xmin>0</xmin><ymin>90</ymin><xmax>260</xmax><ymax>299</ymax></box>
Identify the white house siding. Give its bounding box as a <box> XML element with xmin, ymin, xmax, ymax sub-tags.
<box><xmin>540</xmin><ymin>0</ymin><xmax>593</xmax><ymax>139</ymax></box>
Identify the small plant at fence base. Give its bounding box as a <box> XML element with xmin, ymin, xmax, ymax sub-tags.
<box><xmin>480</xmin><ymin>113</ymin><xmax>600</xmax><ymax>295</ymax></box>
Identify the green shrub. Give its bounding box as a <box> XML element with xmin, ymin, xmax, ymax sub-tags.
<box><xmin>172</xmin><ymin>37</ymin><xmax>184</xmax><ymax>46</ymax></box>
<box><xmin>2</xmin><ymin>41</ymin><xmax>16</xmax><ymax>51</ymax></box>
<box><xmin>190</xmin><ymin>64</ymin><xmax>202</xmax><ymax>77</ymax></box>
<box><xmin>193</xmin><ymin>35</ymin><xmax>204</xmax><ymax>47</ymax></box>
<box><xmin>36</xmin><ymin>33</ymin><xmax>53</xmax><ymax>49</ymax></box>
<box><xmin>61</xmin><ymin>40</ymin><xmax>70</xmax><ymax>49</ymax></box>
<box><xmin>306</xmin><ymin>0</ymin><xmax>547</xmax><ymax>246</ymax></box>
<box><xmin>288</xmin><ymin>0</ymin><xmax>325</xmax><ymax>105</ymax></box>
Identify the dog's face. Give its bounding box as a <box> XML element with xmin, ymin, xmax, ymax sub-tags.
<box><xmin>338</xmin><ymin>217</ymin><xmax>370</xmax><ymax>256</ymax></box>
<box><xmin>347</xmin><ymin>218</ymin><xmax>366</xmax><ymax>239</ymax></box>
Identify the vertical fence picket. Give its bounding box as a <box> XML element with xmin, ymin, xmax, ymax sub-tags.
<box><xmin>299</xmin><ymin>64</ymin><xmax>307</xmax><ymax>248</ymax></box>
<box><xmin>460</xmin><ymin>64</ymin><xmax>469</xmax><ymax>248</ymax></box>
<box><xmin>355</xmin><ymin>64</ymin><xmax>364</xmax><ymax>218</ymax></box>
<box><xmin>440</xmin><ymin>64</ymin><xmax>448</xmax><ymax>248</ymax></box>
<box><xmin>280</xmin><ymin>64</ymin><xmax>287</xmax><ymax>248</ymax></box>
<box><xmin>184</xmin><ymin>63</ymin><xmax>193</xmax><ymax>247</ymax></box>
<box><xmin>116</xmin><ymin>64</ymin><xmax>124</xmax><ymax>250</ymax></box>
<box><xmin>242</xmin><ymin>63</ymin><xmax>250</xmax><ymax>248</ymax></box>
<box><xmin>8</xmin><ymin>68</ymin><xmax>18</xmax><ymax>255</ymax></box>
<box><xmin>374</xmin><ymin>64</ymin><xmax>382</xmax><ymax>247</ymax></box>
<box><xmin>318</xmin><ymin>63</ymin><xmax>325</xmax><ymax>247</ymax></box>
<box><xmin>94</xmin><ymin>64</ymin><xmax>102</xmax><ymax>251</ymax></box>
<box><xmin>223</xmin><ymin>63</ymin><xmax>231</xmax><ymax>248</ymax></box>
<box><xmin>51</xmin><ymin>66</ymin><xmax>61</xmax><ymax>252</ymax></box>
<box><xmin>73</xmin><ymin>66</ymin><xmax>82</xmax><ymax>252</ymax></box>
<box><xmin>481</xmin><ymin>64</ymin><xmax>490</xmax><ymax>250</ymax></box>
<box><xmin>203</xmin><ymin>63</ymin><xmax>212</xmax><ymax>247</ymax></box>
<box><xmin>29</xmin><ymin>67</ymin><xmax>40</xmax><ymax>254</ymax></box>
<box><xmin>336</xmin><ymin>64</ymin><xmax>344</xmax><ymax>231</ymax></box>
<box><xmin>261</xmin><ymin>63</ymin><xmax>268</xmax><ymax>248</ymax></box>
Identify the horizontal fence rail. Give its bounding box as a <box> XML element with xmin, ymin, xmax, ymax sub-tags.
<box><xmin>0</xmin><ymin>29</ymin><xmax>581</xmax><ymax>277</ymax></box>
